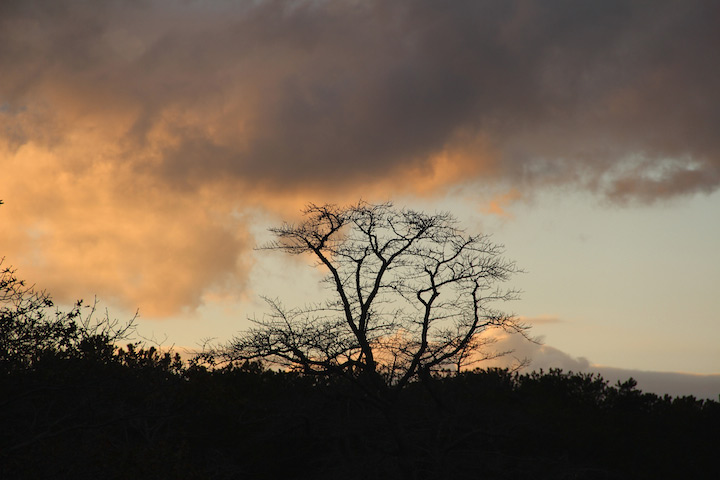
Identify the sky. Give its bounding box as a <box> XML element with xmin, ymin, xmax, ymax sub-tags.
<box><xmin>1</xmin><ymin>0</ymin><xmax>719</xmax><ymax>397</ymax></box>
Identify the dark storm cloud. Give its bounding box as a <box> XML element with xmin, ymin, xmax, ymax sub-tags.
<box><xmin>3</xmin><ymin>0</ymin><xmax>719</xmax><ymax>199</ymax></box>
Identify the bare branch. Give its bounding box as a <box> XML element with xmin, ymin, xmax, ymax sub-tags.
<box><xmin>225</xmin><ymin>201</ymin><xmax>528</xmax><ymax>392</ymax></box>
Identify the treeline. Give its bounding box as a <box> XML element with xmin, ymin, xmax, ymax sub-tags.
<box><xmin>3</xmin><ymin>353</ymin><xmax>719</xmax><ymax>479</ymax></box>
<box><xmin>2</xmin><ymin>264</ymin><xmax>719</xmax><ymax>479</ymax></box>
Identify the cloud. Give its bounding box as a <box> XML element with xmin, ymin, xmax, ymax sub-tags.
<box><xmin>593</xmin><ymin>366</ymin><xmax>720</xmax><ymax>400</ymax></box>
<box><xmin>0</xmin><ymin>138</ymin><xmax>252</xmax><ymax>316</ymax></box>
<box><xmin>480</xmin><ymin>189</ymin><xmax>523</xmax><ymax>217</ymax></box>
<box><xmin>480</xmin><ymin>331</ymin><xmax>720</xmax><ymax>399</ymax></box>
<box><xmin>479</xmin><ymin>330</ymin><xmax>591</xmax><ymax>372</ymax></box>
<box><xmin>516</xmin><ymin>315</ymin><xmax>564</xmax><ymax>326</ymax></box>
<box><xmin>2</xmin><ymin>0</ymin><xmax>719</xmax><ymax>313</ymax></box>
<box><xmin>4</xmin><ymin>0</ymin><xmax>719</xmax><ymax>197</ymax></box>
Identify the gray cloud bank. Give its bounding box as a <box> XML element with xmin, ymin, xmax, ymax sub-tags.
<box><xmin>535</xmin><ymin>347</ymin><xmax>720</xmax><ymax>400</ymax></box>
<box><xmin>593</xmin><ymin>367</ymin><xmax>720</xmax><ymax>400</ymax></box>
<box><xmin>490</xmin><ymin>333</ymin><xmax>720</xmax><ymax>399</ymax></box>
<box><xmin>2</xmin><ymin>0</ymin><xmax>719</xmax><ymax>199</ymax></box>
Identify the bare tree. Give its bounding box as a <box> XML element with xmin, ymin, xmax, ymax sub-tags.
<box><xmin>225</xmin><ymin>201</ymin><xmax>529</xmax><ymax>392</ymax></box>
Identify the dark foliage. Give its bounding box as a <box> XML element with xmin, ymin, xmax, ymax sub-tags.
<box><xmin>3</xmin><ymin>349</ymin><xmax>719</xmax><ymax>479</ymax></box>
<box><xmin>2</xmin><ymin>239</ymin><xmax>717</xmax><ymax>478</ymax></box>
<box><xmin>1</xmin><ymin>261</ymin><xmax>136</xmax><ymax>374</ymax></box>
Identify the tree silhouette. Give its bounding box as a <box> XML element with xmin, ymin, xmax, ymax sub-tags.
<box><xmin>225</xmin><ymin>201</ymin><xmax>529</xmax><ymax>394</ymax></box>
<box><xmin>0</xmin><ymin>260</ymin><xmax>136</xmax><ymax>373</ymax></box>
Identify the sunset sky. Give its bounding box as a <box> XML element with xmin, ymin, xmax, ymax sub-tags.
<box><xmin>1</xmin><ymin>0</ymin><xmax>718</xmax><ymax>397</ymax></box>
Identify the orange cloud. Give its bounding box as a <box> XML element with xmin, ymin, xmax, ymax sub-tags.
<box><xmin>481</xmin><ymin>188</ymin><xmax>523</xmax><ymax>217</ymax></box>
<box><xmin>0</xmin><ymin>137</ymin><xmax>252</xmax><ymax>316</ymax></box>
